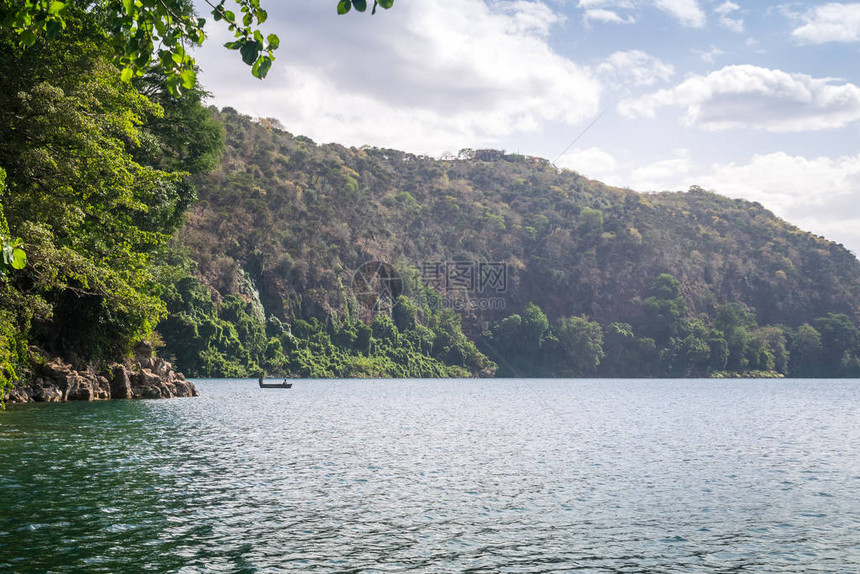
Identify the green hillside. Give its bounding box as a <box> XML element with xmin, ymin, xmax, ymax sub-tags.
<box><xmin>158</xmin><ymin>108</ymin><xmax>860</xmax><ymax>379</ymax></box>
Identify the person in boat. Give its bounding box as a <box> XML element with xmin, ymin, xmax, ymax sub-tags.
<box><xmin>258</xmin><ymin>376</ymin><xmax>264</xmax><ymax>388</ymax></box>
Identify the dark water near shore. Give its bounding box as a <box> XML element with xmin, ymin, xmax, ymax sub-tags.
<box><xmin>2</xmin><ymin>378</ymin><xmax>860</xmax><ymax>572</ymax></box>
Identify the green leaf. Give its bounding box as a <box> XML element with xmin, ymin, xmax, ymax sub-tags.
<box><xmin>337</xmin><ymin>0</ymin><xmax>351</xmax><ymax>14</ymax></box>
<box><xmin>11</xmin><ymin>247</ymin><xmax>26</xmax><ymax>270</ymax></box>
<box><xmin>266</xmin><ymin>33</ymin><xmax>279</xmax><ymax>50</ymax></box>
<box><xmin>45</xmin><ymin>19</ymin><xmax>62</xmax><ymax>38</ymax></box>
<box><xmin>19</xmin><ymin>30</ymin><xmax>36</xmax><ymax>47</ymax></box>
<box><xmin>120</xmin><ymin>66</ymin><xmax>134</xmax><ymax>82</ymax></box>
<box><xmin>378</xmin><ymin>0</ymin><xmax>394</xmax><ymax>8</ymax></box>
<box><xmin>180</xmin><ymin>67</ymin><xmax>196</xmax><ymax>89</ymax></box>
<box><xmin>239</xmin><ymin>41</ymin><xmax>260</xmax><ymax>65</ymax></box>
<box><xmin>153</xmin><ymin>18</ymin><xmax>167</xmax><ymax>37</ymax></box>
<box><xmin>353</xmin><ymin>0</ymin><xmax>367</xmax><ymax>12</ymax></box>
<box><xmin>48</xmin><ymin>1</ymin><xmax>66</xmax><ymax>15</ymax></box>
<box><xmin>251</xmin><ymin>56</ymin><xmax>272</xmax><ymax>79</ymax></box>
<box><xmin>158</xmin><ymin>50</ymin><xmax>173</xmax><ymax>67</ymax></box>
<box><xmin>166</xmin><ymin>75</ymin><xmax>182</xmax><ymax>97</ymax></box>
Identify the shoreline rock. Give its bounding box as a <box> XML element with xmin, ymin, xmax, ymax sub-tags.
<box><xmin>4</xmin><ymin>344</ymin><xmax>198</xmax><ymax>404</ymax></box>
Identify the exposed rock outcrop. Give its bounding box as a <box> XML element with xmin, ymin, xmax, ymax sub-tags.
<box><xmin>4</xmin><ymin>344</ymin><xmax>198</xmax><ymax>404</ymax></box>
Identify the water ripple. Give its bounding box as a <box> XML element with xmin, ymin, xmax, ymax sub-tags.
<box><xmin>2</xmin><ymin>379</ymin><xmax>860</xmax><ymax>572</ymax></box>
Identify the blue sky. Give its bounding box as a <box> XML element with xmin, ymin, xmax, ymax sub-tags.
<box><xmin>193</xmin><ymin>1</ymin><xmax>860</xmax><ymax>254</ymax></box>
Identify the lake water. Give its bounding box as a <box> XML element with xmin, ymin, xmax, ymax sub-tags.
<box><xmin>2</xmin><ymin>378</ymin><xmax>860</xmax><ymax>572</ymax></box>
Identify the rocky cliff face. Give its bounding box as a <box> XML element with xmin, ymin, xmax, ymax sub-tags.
<box><xmin>4</xmin><ymin>343</ymin><xmax>198</xmax><ymax>404</ymax></box>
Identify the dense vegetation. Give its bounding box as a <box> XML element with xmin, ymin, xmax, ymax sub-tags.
<box><xmin>0</xmin><ymin>5</ymin><xmax>223</xmax><ymax>400</ymax></box>
<box><xmin>156</xmin><ymin>270</ymin><xmax>493</xmax><ymax>378</ymax></box>
<box><xmin>162</xmin><ymin>108</ymin><xmax>860</xmax><ymax>379</ymax></box>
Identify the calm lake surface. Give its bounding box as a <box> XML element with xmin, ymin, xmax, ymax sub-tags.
<box><xmin>2</xmin><ymin>378</ymin><xmax>860</xmax><ymax>572</ymax></box>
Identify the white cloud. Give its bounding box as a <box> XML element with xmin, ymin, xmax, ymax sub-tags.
<box><xmin>602</xmin><ymin>149</ymin><xmax>860</xmax><ymax>253</ymax></box>
<box><xmin>580</xmin><ymin>0</ymin><xmax>709</xmax><ymax>27</ymax></box>
<box><xmin>578</xmin><ymin>0</ymin><xmax>635</xmax><ymax>7</ymax></box>
<box><xmin>579</xmin><ymin>0</ymin><xmax>636</xmax><ymax>23</ymax></box>
<box><xmin>714</xmin><ymin>1</ymin><xmax>738</xmax><ymax>16</ymax></box>
<box><xmin>499</xmin><ymin>0</ymin><xmax>564</xmax><ymax>36</ymax></box>
<box><xmin>695</xmin><ymin>152</ymin><xmax>860</xmax><ymax>253</ymax></box>
<box><xmin>597</xmin><ymin>50</ymin><xmax>674</xmax><ymax>86</ymax></box>
<box><xmin>584</xmin><ymin>8</ymin><xmax>635</xmax><ymax>24</ymax></box>
<box><xmin>628</xmin><ymin>149</ymin><xmax>694</xmax><ymax>190</ymax></box>
<box><xmin>697</xmin><ymin>152</ymin><xmax>860</xmax><ymax>210</ymax></box>
<box><xmin>618</xmin><ymin>65</ymin><xmax>860</xmax><ymax>132</ymax></box>
<box><xmin>654</xmin><ymin>0</ymin><xmax>706</xmax><ymax>28</ymax></box>
<box><xmin>556</xmin><ymin>147</ymin><xmax>620</xmax><ymax>180</ymax></box>
<box><xmin>792</xmin><ymin>3</ymin><xmax>860</xmax><ymax>44</ymax></box>
<box><xmin>714</xmin><ymin>1</ymin><xmax>744</xmax><ymax>32</ymax></box>
<box><xmin>195</xmin><ymin>0</ymin><xmax>601</xmax><ymax>154</ymax></box>
<box><xmin>695</xmin><ymin>44</ymin><xmax>725</xmax><ymax>63</ymax></box>
<box><xmin>578</xmin><ymin>0</ymin><xmax>636</xmax><ymax>25</ymax></box>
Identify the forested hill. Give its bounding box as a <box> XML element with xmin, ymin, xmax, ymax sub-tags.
<box><xmin>159</xmin><ymin>107</ymin><xmax>860</xmax><ymax>378</ymax></box>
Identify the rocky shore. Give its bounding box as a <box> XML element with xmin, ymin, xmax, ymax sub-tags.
<box><xmin>4</xmin><ymin>343</ymin><xmax>198</xmax><ymax>403</ymax></box>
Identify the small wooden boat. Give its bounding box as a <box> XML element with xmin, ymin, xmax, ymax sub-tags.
<box><xmin>258</xmin><ymin>377</ymin><xmax>293</xmax><ymax>389</ymax></box>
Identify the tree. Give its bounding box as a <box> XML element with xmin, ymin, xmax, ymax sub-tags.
<box><xmin>0</xmin><ymin>178</ymin><xmax>26</xmax><ymax>278</ymax></box>
<box><xmin>522</xmin><ymin>302</ymin><xmax>550</xmax><ymax>350</ymax></box>
<box><xmin>0</xmin><ymin>9</ymin><xmax>221</xmax><ymax>363</ymax></box>
<box><xmin>600</xmin><ymin>322</ymin><xmax>659</xmax><ymax>377</ymax></box>
<box><xmin>1</xmin><ymin>171</ymin><xmax>30</xmax><ymax>405</ymax></box>
<box><xmin>707</xmin><ymin>332</ymin><xmax>729</xmax><ymax>372</ymax></box>
<box><xmin>787</xmin><ymin>323</ymin><xmax>823</xmax><ymax>377</ymax></box>
<box><xmin>392</xmin><ymin>296</ymin><xmax>418</xmax><ymax>332</ymax></box>
<box><xmin>812</xmin><ymin>313</ymin><xmax>860</xmax><ymax>377</ymax></box>
<box><xmin>556</xmin><ymin>315</ymin><xmax>604</xmax><ymax>376</ymax></box>
<box><xmin>601</xmin><ymin>322</ymin><xmax>636</xmax><ymax>377</ymax></box>
<box><xmin>713</xmin><ymin>302</ymin><xmax>757</xmax><ymax>372</ymax></box>
<box><xmin>640</xmin><ymin>273</ymin><xmax>687</xmax><ymax>345</ymax></box>
<box><xmin>1</xmin><ymin>17</ymin><xmax>165</xmax><ymax>359</ymax></box>
<box><xmin>3</xmin><ymin>0</ymin><xmax>394</xmax><ymax>95</ymax></box>
<box><xmin>482</xmin><ymin>313</ymin><xmax>523</xmax><ymax>377</ymax></box>
<box><xmin>481</xmin><ymin>303</ymin><xmax>552</xmax><ymax>376</ymax></box>
<box><xmin>748</xmin><ymin>326</ymin><xmax>789</xmax><ymax>374</ymax></box>
<box><xmin>661</xmin><ymin>320</ymin><xmax>711</xmax><ymax>377</ymax></box>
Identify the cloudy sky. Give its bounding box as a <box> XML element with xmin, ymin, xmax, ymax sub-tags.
<box><xmin>192</xmin><ymin>1</ymin><xmax>860</xmax><ymax>255</ymax></box>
